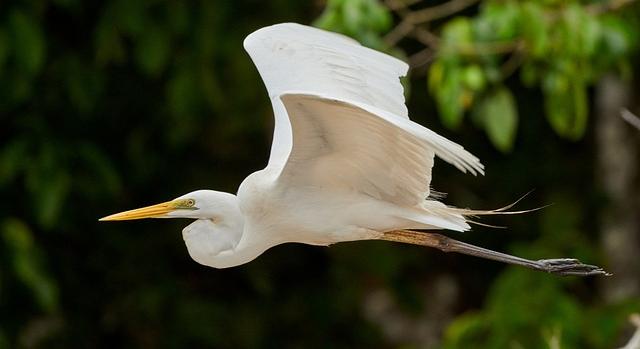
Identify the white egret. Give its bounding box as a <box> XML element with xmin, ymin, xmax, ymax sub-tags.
<box><xmin>101</xmin><ymin>23</ymin><xmax>607</xmax><ymax>276</ymax></box>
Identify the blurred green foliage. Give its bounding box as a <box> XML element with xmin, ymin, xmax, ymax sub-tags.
<box><xmin>315</xmin><ymin>0</ymin><xmax>393</xmax><ymax>48</ymax></box>
<box><xmin>441</xmin><ymin>199</ymin><xmax>640</xmax><ymax>348</ymax></box>
<box><xmin>428</xmin><ymin>0</ymin><xmax>639</xmax><ymax>151</ymax></box>
<box><xmin>0</xmin><ymin>0</ymin><xmax>639</xmax><ymax>348</ymax></box>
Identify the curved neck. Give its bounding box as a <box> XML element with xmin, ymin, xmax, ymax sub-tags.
<box><xmin>208</xmin><ymin>230</ymin><xmax>276</xmax><ymax>268</ymax></box>
<box><xmin>183</xmin><ymin>215</ymin><xmax>279</xmax><ymax>269</ymax></box>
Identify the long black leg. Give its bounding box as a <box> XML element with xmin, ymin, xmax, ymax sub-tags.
<box><xmin>381</xmin><ymin>230</ymin><xmax>609</xmax><ymax>276</ymax></box>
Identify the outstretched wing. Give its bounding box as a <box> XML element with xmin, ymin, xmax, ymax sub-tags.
<box><xmin>244</xmin><ymin>22</ymin><xmax>409</xmax><ymax>118</ymax></box>
<box><xmin>244</xmin><ymin>23</ymin><xmax>483</xmax><ymax>207</ymax></box>
<box><xmin>279</xmin><ymin>93</ymin><xmax>482</xmax><ymax>205</ymax></box>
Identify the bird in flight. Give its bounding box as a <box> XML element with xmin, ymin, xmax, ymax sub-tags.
<box><xmin>101</xmin><ymin>23</ymin><xmax>607</xmax><ymax>276</ymax></box>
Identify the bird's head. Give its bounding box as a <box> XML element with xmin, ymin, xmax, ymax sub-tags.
<box><xmin>99</xmin><ymin>190</ymin><xmax>239</xmax><ymax>221</ymax></box>
<box><xmin>100</xmin><ymin>190</ymin><xmax>251</xmax><ymax>268</ymax></box>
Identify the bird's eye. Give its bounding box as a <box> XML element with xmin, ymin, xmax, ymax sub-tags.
<box><xmin>185</xmin><ymin>199</ymin><xmax>195</xmax><ymax>207</ymax></box>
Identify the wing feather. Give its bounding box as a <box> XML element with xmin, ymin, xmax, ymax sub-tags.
<box><xmin>279</xmin><ymin>93</ymin><xmax>435</xmax><ymax>206</ymax></box>
<box><xmin>243</xmin><ymin>22</ymin><xmax>409</xmax><ymax>118</ymax></box>
<box><xmin>243</xmin><ymin>23</ymin><xmax>484</xmax><ymax>210</ymax></box>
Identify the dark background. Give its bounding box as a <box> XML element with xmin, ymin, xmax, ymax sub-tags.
<box><xmin>1</xmin><ymin>0</ymin><xmax>639</xmax><ymax>348</ymax></box>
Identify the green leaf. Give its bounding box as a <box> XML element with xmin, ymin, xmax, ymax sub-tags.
<box><xmin>355</xmin><ymin>30</ymin><xmax>382</xmax><ymax>50</ymax></box>
<box><xmin>543</xmin><ymin>72</ymin><xmax>588</xmax><ymax>140</ymax></box>
<box><xmin>584</xmin><ymin>299</ymin><xmax>640</xmax><ymax>348</ymax></box>
<box><xmin>561</xmin><ymin>4</ymin><xmax>583</xmax><ymax>58</ymax></box>
<box><xmin>313</xmin><ymin>0</ymin><xmax>391</xmax><ymax>50</ymax></box>
<box><xmin>23</xmin><ymin>145</ymin><xmax>70</xmax><ymax>229</ymax></box>
<box><xmin>441</xmin><ymin>17</ymin><xmax>476</xmax><ymax>60</ymax></box>
<box><xmin>313</xmin><ymin>0</ymin><xmax>344</xmax><ymax>31</ymax></box>
<box><xmin>365</xmin><ymin>0</ymin><xmax>392</xmax><ymax>32</ymax></box>
<box><xmin>168</xmin><ymin>66</ymin><xmax>199</xmax><ymax>117</ymax></box>
<box><xmin>65</xmin><ymin>56</ymin><xmax>103</xmax><ymax>113</ymax></box>
<box><xmin>473</xmin><ymin>87</ymin><xmax>518</xmax><ymax>152</ymax></box>
<box><xmin>167</xmin><ymin>66</ymin><xmax>202</xmax><ymax>145</ymax></box>
<box><xmin>0</xmin><ymin>71</ymin><xmax>32</xmax><ymax>107</ymax></box>
<box><xmin>581</xmin><ymin>13</ymin><xmax>601</xmax><ymax>57</ymax></box>
<box><xmin>77</xmin><ymin>144</ymin><xmax>122</xmax><ymax>195</ymax></box>
<box><xmin>428</xmin><ymin>60</ymin><xmax>444</xmax><ymax>92</ymax></box>
<box><xmin>36</xmin><ymin>170</ymin><xmax>70</xmax><ymax>229</ymax></box>
<box><xmin>194</xmin><ymin>1</ymin><xmax>218</xmax><ymax>60</ymax></box>
<box><xmin>442</xmin><ymin>17</ymin><xmax>473</xmax><ymax>45</ymax></box>
<box><xmin>2</xmin><ymin>219</ymin><xmax>59</xmax><ymax>312</ymax></box>
<box><xmin>477</xmin><ymin>1</ymin><xmax>520</xmax><ymax>41</ymax></box>
<box><xmin>599</xmin><ymin>16</ymin><xmax>633</xmax><ymax>57</ymax></box>
<box><xmin>343</xmin><ymin>0</ymin><xmax>365</xmax><ymax>34</ymax></box>
<box><xmin>430</xmin><ymin>62</ymin><xmax>465</xmax><ymax>129</ymax></box>
<box><xmin>521</xmin><ymin>2</ymin><xmax>548</xmax><ymax>58</ymax></box>
<box><xmin>520</xmin><ymin>62</ymin><xmax>540</xmax><ymax>87</ymax></box>
<box><xmin>135</xmin><ymin>25</ymin><xmax>171</xmax><ymax>76</ymax></box>
<box><xmin>483</xmin><ymin>268</ymin><xmax>582</xmax><ymax>348</ymax></box>
<box><xmin>8</xmin><ymin>10</ymin><xmax>45</xmax><ymax>76</ymax></box>
<box><xmin>562</xmin><ymin>4</ymin><xmax>601</xmax><ymax>59</ymax></box>
<box><xmin>200</xmin><ymin>64</ymin><xmax>223</xmax><ymax>112</ymax></box>
<box><xmin>314</xmin><ymin>10</ymin><xmax>341</xmax><ymax>32</ymax></box>
<box><xmin>463</xmin><ymin>64</ymin><xmax>486</xmax><ymax>91</ymax></box>
<box><xmin>0</xmin><ymin>138</ymin><xmax>28</xmax><ymax>186</ymax></box>
<box><xmin>443</xmin><ymin>312</ymin><xmax>488</xmax><ymax>347</ymax></box>
<box><xmin>116</xmin><ymin>0</ymin><xmax>147</xmax><ymax>37</ymax></box>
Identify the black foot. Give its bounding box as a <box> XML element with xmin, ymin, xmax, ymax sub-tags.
<box><xmin>535</xmin><ymin>258</ymin><xmax>611</xmax><ymax>276</ymax></box>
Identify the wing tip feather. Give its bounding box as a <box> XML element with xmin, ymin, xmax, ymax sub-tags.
<box><xmin>244</xmin><ymin>22</ymin><xmax>409</xmax><ymax>75</ymax></box>
<box><xmin>244</xmin><ymin>22</ymin><xmax>358</xmax><ymax>52</ymax></box>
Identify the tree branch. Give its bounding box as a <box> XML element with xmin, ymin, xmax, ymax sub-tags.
<box><xmin>619</xmin><ymin>314</ymin><xmax>640</xmax><ymax>349</ymax></box>
<box><xmin>621</xmin><ymin>109</ymin><xmax>640</xmax><ymax>131</ymax></box>
<box><xmin>411</xmin><ymin>26</ymin><xmax>441</xmax><ymax>48</ymax></box>
<box><xmin>408</xmin><ymin>47</ymin><xmax>436</xmax><ymax>69</ymax></box>
<box><xmin>452</xmin><ymin>40</ymin><xmax>521</xmax><ymax>56</ymax></box>
<box><xmin>499</xmin><ymin>41</ymin><xmax>526</xmax><ymax>79</ymax></box>
<box><xmin>385</xmin><ymin>0</ymin><xmax>422</xmax><ymax>11</ymax></box>
<box><xmin>407</xmin><ymin>0</ymin><xmax>480</xmax><ymax>24</ymax></box>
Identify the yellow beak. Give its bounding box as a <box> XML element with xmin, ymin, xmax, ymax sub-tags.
<box><xmin>99</xmin><ymin>201</ymin><xmax>176</xmax><ymax>221</ymax></box>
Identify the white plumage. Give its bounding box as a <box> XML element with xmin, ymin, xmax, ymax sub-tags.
<box><xmin>100</xmin><ymin>23</ymin><xmax>608</xmax><ymax>276</ymax></box>
<box><xmin>243</xmin><ymin>23</ymin><xmax>410</xmax><ymax>118</ymax></box>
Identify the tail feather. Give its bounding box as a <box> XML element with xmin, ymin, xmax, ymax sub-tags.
<box><xmin>444</xmin><ymin>191</ymin><xmax>548</xmax><ymax>218</ymax></box>
<box><xmin>401</xmin><ymin>191</ymin><xmax>544</xmax><ymax>232</ymax></box>
<box><xmin>399</xmin><ymin>200</ymin><xmax>471</xmax><ymax>232</ymax></box>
